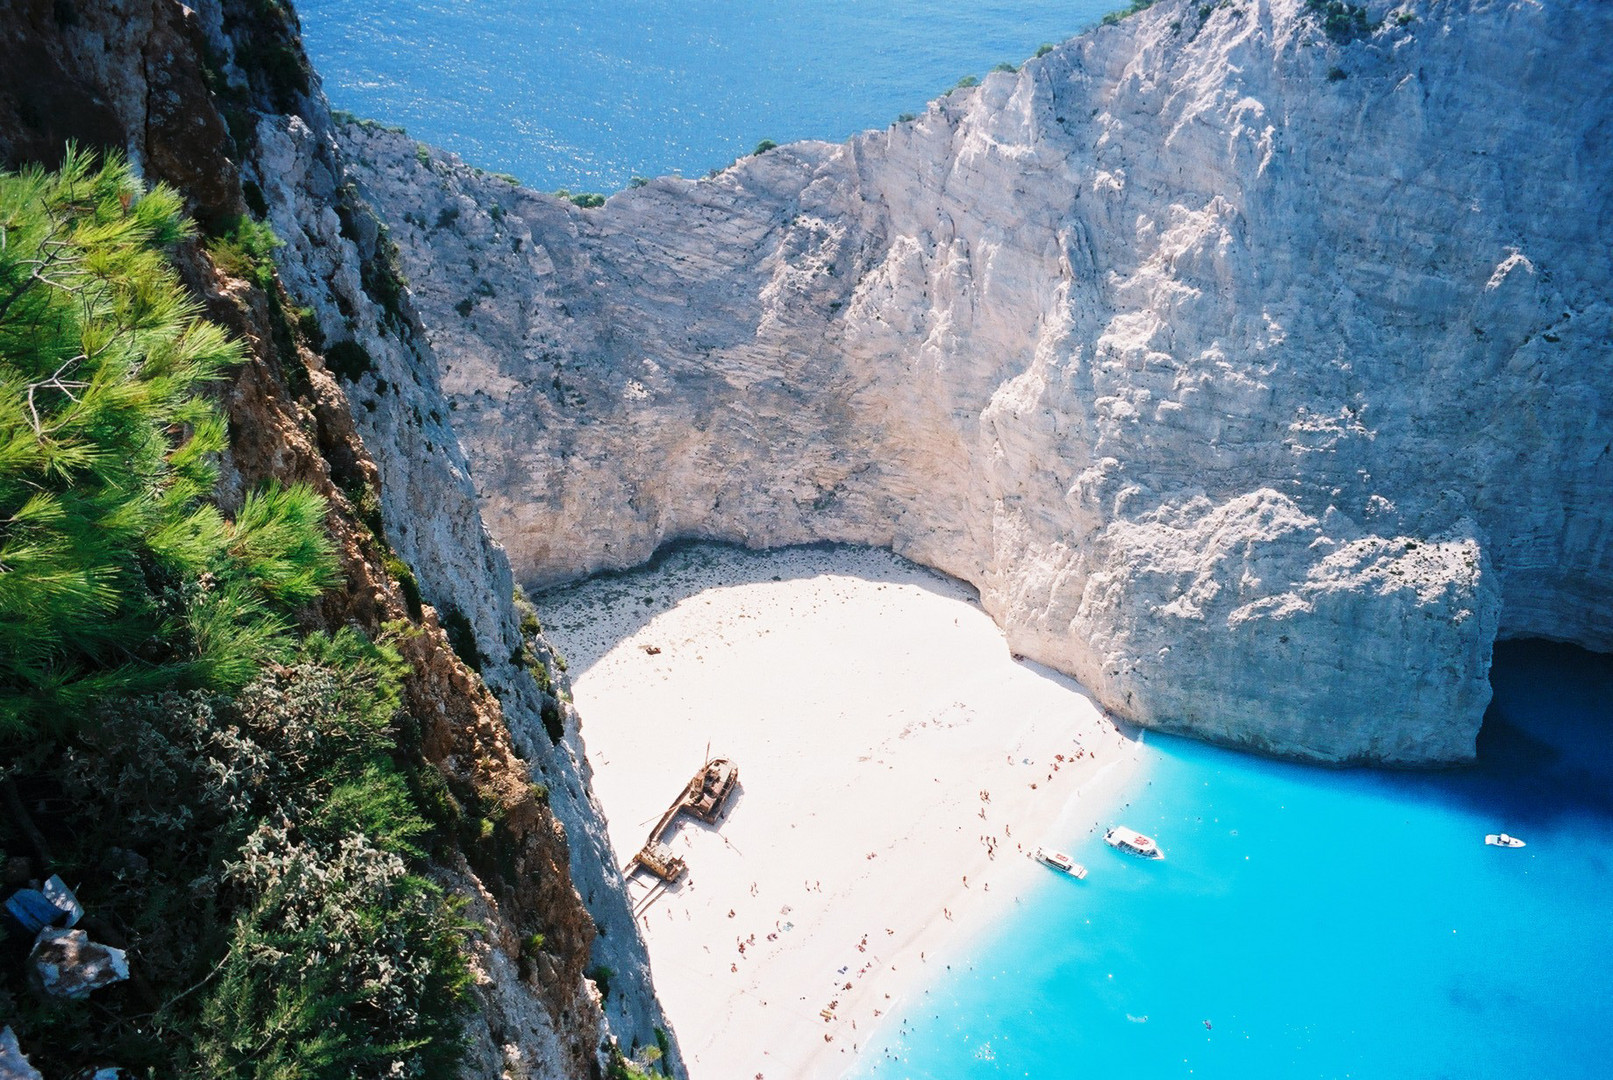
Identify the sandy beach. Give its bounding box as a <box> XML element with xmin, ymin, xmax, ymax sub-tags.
<box><xmin>539</xmin><ymin>544</ymin><xmax>1143</xmax><ymax>1079</ymax></box>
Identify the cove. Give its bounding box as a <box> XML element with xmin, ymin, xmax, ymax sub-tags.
<box><xmin>536</xmin><ymin>543</ymin><xmax>1142</xmax><ymax>1076</ymax></box>
<box><xmin>852</xmin><ymin>640</ymin><xmax>1613</xmax><ymax>1080</ymax></box>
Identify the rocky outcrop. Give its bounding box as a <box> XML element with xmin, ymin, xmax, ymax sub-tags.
<box><xmin>344</xmin><ymin>0</ymin><xmax>1612</xmax><ymax>765</ymax></box>
<box><xmin>0</xmin><ymin>0</ymin><xmax>680</xmax><ymax>1075</ymax></box>
<box><xmin>0</xmin><ymin>0</ymin><xmax>244</xmax><ymax>227</ymax></box>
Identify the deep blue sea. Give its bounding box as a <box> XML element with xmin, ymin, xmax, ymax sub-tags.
<box><xmin>293</xmin><ymin>7</ymin><xmax>1613</xmax><ymax>1077</ymax></box>
<box><xmin>297</xmin><ymin>0</ymin><xmax>1114</xmax><ymax>192</ymax></box>
<box><xmin>853</xmin><ymin>641</ymin><xmax>1613</xmax><ymax>1080</ymax></box>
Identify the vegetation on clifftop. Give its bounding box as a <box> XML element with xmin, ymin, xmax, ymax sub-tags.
<box><xmin>0</xmin><ymin>151</ymin><xmax>470</xmax><ymax>1078</ymax></box>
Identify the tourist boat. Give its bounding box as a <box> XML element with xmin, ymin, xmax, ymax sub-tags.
<box><xmin>1033</xmin><ymin>846</ymin><xmax>1088</xmax><ymax>879</ymax></box>
<box><xmin>686</xmin><ymin>757</ymin><xmax>739</xmax><ymax>822</ymax></box>
<box><xmin>1105</xmin><ymin>825</ymin><xmax>1163</xmax><ymax>859</ymax></box>
<box><xmin>1485</xmin><ymin>833</ymin><xmax>1527</xmax><ymax>848</ymax></box>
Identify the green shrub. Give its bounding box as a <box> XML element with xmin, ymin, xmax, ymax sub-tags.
<box><xmin>296</xmin><ymin>305</ymin><xmax>326</xmax><ymax>350</ymax></box>
<box><xmin>753</xmin><ymin>139</ymin><xmax>778</xmax><ymax>155</ymax></box>
<box><xmin>606</xmin><ymin>1048</ymin><xmax>655</xmax><ymax>1080</ymax></box>
<box><xmin>629</xmin><ymin>176</ymin><xmax>650</xmax><ymax>188</ymax></box>
<box><xmin>954</xmin><ymin>74</ymin><xmax>980</xmax><ymax>89</ymax></box>
<box><xmin>654</xmin><ymin>1027</ymin><xmax>673</xmax><ymax>1070</ymax></box>
<box><xmin>590</xmin><ymin>964</ymin><xmax>615</xmax><ymax>1001</ymax></box>
<box><xmin>993</xmin><ymin>62</ymin><xmax>1018</xmax><ymax>73</ymax></box>
<box><xmin>0</xmin><ymin>150</ymin><xmax>336</xmax><ymax>732</ymax></box>
<box><xmin>208</xmin><ymin>215</ymin><xmax>283</xmax><ymax>290</ymax></box>
<box><xmin>0</xmin><ymin>150</ymin><xmax>472</xmax><ymax>1079</ymax></box>
<box><xmin>9</xmin><ymin>631</ymin><xmax>472</xmax><ymax>1075</ymax></box>
<box><xmin>1102</xmin><ymin>0</ymin><xmax>1155</xmax><ymax>25</ymax></box>
<box><xmin>1305</xmin><ymin>0</ymin><xmax>1379</xmax><ymax>42</ymax></box>
<box><xmin>1035</xmin><ymin>43</ymin><xmax>1055</xmax><ymax>57</ymax></box>
<box><xmin>385</xmin><ymin>553</ymin><xmax>425</xmax><ymax>618</ymax></box>
<box><xmin>554</xmin><ymin>189</ymin><xmax>607</xmax><ymax>209</ymax></box>
<box><xmin>513</xmin><ymin>586</ymin><xmax>542</xmax><ymax>638</ymax></box>
<box><xmin>896</xmin><ymin>112</ymin><xmax>917</xmax><ymax>123</ymax></box>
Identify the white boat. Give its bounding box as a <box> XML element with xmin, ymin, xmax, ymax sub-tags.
<box><xmin>1485</xmin><ymin>833</ymin><xmax>1526</xmax><ymax>848</ymax></box>
<box><xmin>1105</xmin><ymin>825</ymin><xmax>1163</xmax><ymax>859</ymax></box>
<box><xmin>1033</xmin><ymin>846</ymin><xmax>1088</xmax><ymax>879</ymax></box>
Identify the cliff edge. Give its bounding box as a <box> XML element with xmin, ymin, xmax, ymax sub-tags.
<box><xmin>344</xmin><ymin>0</ymin><xmax>1612</xmax><ymax>766</ymax></box>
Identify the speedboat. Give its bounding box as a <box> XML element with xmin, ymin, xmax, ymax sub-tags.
<box><xmin>1105</xmin><ymin>825</ymin><xmax>1163</xmax><ymax>859</ymax></box>
<box><xmin>1033</xmin><ymin>846</ymin><xmax>1088</xmax><ymax>879</ymax></box>
<box><xmin>1485</xmin><ymin>833</ymin><xmax>1526</xmax><ymax>848</ymax></box>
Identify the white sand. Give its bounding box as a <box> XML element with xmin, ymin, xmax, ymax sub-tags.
<box><xmin>539</xmin><ymin>545</ymin><xmax>1142</xmax><ymax>1079</ymax></box>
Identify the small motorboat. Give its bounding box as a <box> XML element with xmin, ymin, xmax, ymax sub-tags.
<box><xmin>1033</xmin><ymin>846</ymin><xmax>1088</xmax><ymax>879</ymax></box>
<box><xmin>1105</xmin><ymin>825</ymin><xmax>1163</xmax><ymax>859</ymax></box>
<box><xmin>1485</xmin><ymin>833</ymin><xmax>1526</xmax><ymax>848</ymax></box>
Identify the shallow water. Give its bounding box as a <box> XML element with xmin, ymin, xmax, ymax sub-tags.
<box><xmin>852</xmin><ymin>640</ymin><xmax>1613</xmax><ymax>1080</ymax></box>
<box><xmin>297</xmin><ymin>0</ymin><xmax>1114</xmax><ymax>191</ymax></box>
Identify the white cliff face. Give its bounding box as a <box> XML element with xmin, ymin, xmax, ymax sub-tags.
<box><xmin>340</xmin><ymin>0</ymin><xmax>1613</xmax><ymax>765</ymax></box>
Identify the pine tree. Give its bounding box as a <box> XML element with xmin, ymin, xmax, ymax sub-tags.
<box><xmin>0</xmin><ymin>147</ymin><xmax>337</xmax><ymax>732</ymax></box>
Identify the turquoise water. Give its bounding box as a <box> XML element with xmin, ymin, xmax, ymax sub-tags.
<box><xmin>297</xmin><ymin>0</ymin><xmax>1113</xmax><ymax>191</ymax></box>
<box><xmin>854</xmin><ymin>641</ymin><xmax>1613</xmax><ymax>1079</ymax></box>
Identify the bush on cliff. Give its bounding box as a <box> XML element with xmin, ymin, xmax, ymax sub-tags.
<box><xmin>0</xmin><ymin>148</ymin><xmax>332</xmax><ymax>733</ymax></box>
<box><xmin>1102</xmin><ymin>0</ymin><xmax>1156</xmax><ymax>26</ymax></box>
<box><xmin>1305</xmin><ymin>0</ymin><xmax>1380</xmax><ymax>42</ymax></box>
<box><xmin>0</xmin><ymin>150</ymin><xmax>470</xmax><ymax>1079</ymax></box>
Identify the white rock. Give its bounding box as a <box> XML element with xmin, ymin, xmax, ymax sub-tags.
<box><xmin>344</xmin><ymin>0</ymin><xmax>1613</xmax><ymax>765</ymax></box>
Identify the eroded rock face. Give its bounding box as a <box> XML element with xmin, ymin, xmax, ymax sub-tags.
<box><xmin>345</xmin><ymin>0</ymin><xmax>1612</xmax><ymax>765</ymax></box>
<box><xmin>0</xmin><ymin>0</ymin><xmax>681</xmax><ymax>1074</ymax></box>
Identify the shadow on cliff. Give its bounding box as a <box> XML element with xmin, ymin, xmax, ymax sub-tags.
<box><xmin>533</xmin><ymin>538</ymin><xmax>985</xmax><ymax>677</ymax></box>
<box><xmin>1383</xmin><ymin>639</ymin><xmax>1613</xmax><ymax>828</ymax></box>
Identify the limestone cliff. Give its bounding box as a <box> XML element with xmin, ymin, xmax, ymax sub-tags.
<box><xmin>0</xmin><ymin>0</ymin><xmax>680</xmax><ymax>1075</ymax></box>
<box><xmin>342</xmin><ymin>0</ymin><xmax>1612</xmax><ymax>766</ymax></box>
